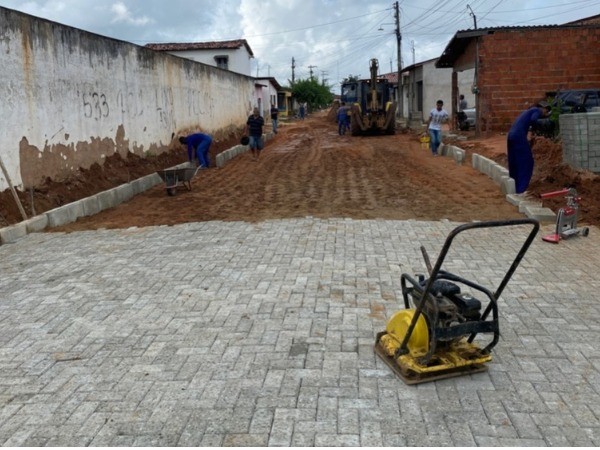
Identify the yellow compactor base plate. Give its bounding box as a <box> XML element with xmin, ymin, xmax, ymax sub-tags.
<box><xmin>374</xmin><ymin>309</ymin><xmax>492</xmax><ymax>384</ymax></box>
<box><xmin>373</xmin><ymin>342</ymin><xmax>489</xmax><ymax>385</ymax></box>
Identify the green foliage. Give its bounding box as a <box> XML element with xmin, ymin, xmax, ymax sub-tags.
<box><xmin>342</xmin><ymin>75</ymin><xmax>360</xmax><ymax>83</ymax></box>
<box><xmin>547</xmin><ymin>98</ymin><xmax>561</xmax><ymax>123</ymax></box>
<box><xmin>291</xmin><ymin>78</ymin><xmax>334</xmax><ymax>110</ymax></box>
<box><xmin>545</xmin><ymin>95</ymin><xmax>562</xmax><ymax>139</ymax></box>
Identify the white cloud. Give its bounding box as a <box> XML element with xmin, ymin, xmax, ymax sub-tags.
<box><xmin>110</xmin><ymin>1</ymin><xmax>153</xmax><ymax>26</ymax></box>
<box><xmin>1</xmin><ymin>0</ymin><xmax>599</xmax><ymax>88</ymax></box>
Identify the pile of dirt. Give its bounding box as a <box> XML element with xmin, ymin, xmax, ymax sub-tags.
<box><xmin>451</xmin><ymin>133</ymin><xmax>600</xmax><ymax>227</ymax></box>
<box><xmin>0</xmin><ymin>134</ymin><xmax>240</xmax><ymax>227</ymax></box>
<box><xmin>528</xmin><ymin>137</ymin><xmax>600</xmax><ymax>224</ymax></box>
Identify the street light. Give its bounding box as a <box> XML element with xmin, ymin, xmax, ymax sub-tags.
<box><xmin>378</xmin><ymin>23</ymin><xmax>394</xmax><ymax>32</ymax></box>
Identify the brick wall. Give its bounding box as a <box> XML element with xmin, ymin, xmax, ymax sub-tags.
<box><xmin>477</xmin><ymin>27</ymin><xmax>600</xmax><ymax>132</ymax></box>
<box><xmin>560</xmin><ymin>112</ymin><xmax>600</xmax><ymax>173</ymax></box>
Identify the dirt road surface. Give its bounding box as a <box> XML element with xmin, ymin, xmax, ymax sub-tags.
<box><xmin>53</xmin><ymin>112</ymin><xmax>526</xmax><ymax>231</ymax></box>
<box><xmin>3</xmin><ymin>110</ymin><xmax>598</xmax><ymax>232</ymax></box>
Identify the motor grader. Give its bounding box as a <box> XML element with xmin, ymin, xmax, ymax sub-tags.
<box><xmin>341</xmin><ymin>58</ymin><xmax>397</xmax><ymax>135</ymax></box>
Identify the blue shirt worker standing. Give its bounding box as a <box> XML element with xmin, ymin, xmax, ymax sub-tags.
<box><xmin>179</xmin><ymin>133</ymin><xmax>212</xmax><ymax>169</ymax></box>
<box><xmin>507</xmin><ymin>102</ymin><xmax>550</xmax><ymax>193</ymax></box>
<box><xmin>246</xmin><ymin>107</ymin><xmax>265</xmax><ymax>161</ymax></box>
<box><xmin>337</xmin><ymin>102</ymin><xmax>349</xmax><ymax>135</ymax></box>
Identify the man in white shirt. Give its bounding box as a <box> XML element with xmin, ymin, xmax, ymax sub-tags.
<box><xmin>426</xmin><ymin>99</ymin><xmax>449</xmax><ymax>156</ymax></box>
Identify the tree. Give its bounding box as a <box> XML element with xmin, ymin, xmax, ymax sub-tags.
<box><xmin>291</xmin><ymin>78</ymin><xmax>334</xmax><ymax>111</ymax></box>
<box><xmin>342</xmin><ymin>75</ymin><xmax>360</xmax><ymax>83</ymax></box>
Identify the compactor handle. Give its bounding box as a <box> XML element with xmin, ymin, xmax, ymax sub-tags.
<box><xmin>398</xmin><ymin>218</ymin><xmax>540</xmax><ymax>356</ymax></box>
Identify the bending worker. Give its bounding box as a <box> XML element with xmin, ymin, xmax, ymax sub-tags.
<box><xmin>507</xmin><ymin>102</ymin><xmax>550</xmax><ymax>193</ymax></box>
<box><xmin>179</xmin><ymin>132</ymin><xmax>213</xmax><ymax>169</ymax></box>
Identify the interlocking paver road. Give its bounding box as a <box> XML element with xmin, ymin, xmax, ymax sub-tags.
<box><xmin>1</xmin><ymin>219</ymin><xmax>599</xmax><ymax>446</ymax></box>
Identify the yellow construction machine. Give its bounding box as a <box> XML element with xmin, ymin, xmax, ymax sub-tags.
<box><xmin>375</xmin><ymin>219</ymin><xmax>539</xmax><ymax>384</ymax></box>
<box><xmin>341</xmin><ymin>58</ymin><xmax>397</xmax><ymax>135</ymax></box>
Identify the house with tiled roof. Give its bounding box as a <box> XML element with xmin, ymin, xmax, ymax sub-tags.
<box><xmin>145</xmin><ymin>39</ymin><xmax>254</xmax><ymax>77</ymax></box>
<box><xmin>145</xmin><ymin>39</ymin><xmax>289</xmax><ymax>119</ymax></box>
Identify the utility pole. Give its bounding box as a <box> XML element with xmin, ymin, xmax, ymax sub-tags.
<box><xmin>394</xmin><ymin>1</ymin><xmax>403</xmax><ymax>119</ymax></box>
<box><xmin>467</xmin><ymin>5</ymin><xmax>479</xmax><ymax>136</ymax></box>
<box><xmin>308</xmin><ymin>65</ymin><xmax>317</xmax><ymax>80</ymax></box>
<box><xmin>467</xmin><ymin>4</ymin><xmax>477</xmax><ymax>29</ymax></box>
<box><xmin>291</xmin><ymin>57</ymin><xmax>296</xmax><ymax>84</ymax></box>
<box><xmin>321</xmin><ymin>70</ymin><xmax>328</xmax><ymax>86</ymax></box>
<box><xmin>411</xmin><ymin>40</ymin><xmax>415</xmax><ymax>65</ymax></box>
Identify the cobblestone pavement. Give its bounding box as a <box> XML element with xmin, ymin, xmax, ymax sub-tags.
<box><xmin>1</xmin><ymin>218</ymin><xmax>599</xmax><ymax>446</ymax></box>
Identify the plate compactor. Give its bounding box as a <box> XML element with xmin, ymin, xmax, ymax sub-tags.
<box><xmin>375</xmin><ymin>219</ymin><xmax>539</xmax><ymax>384</ymax></box>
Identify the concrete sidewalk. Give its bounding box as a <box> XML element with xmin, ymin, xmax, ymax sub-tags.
<box><xmin>0</xmin><ymin>218</ymin><xmax>599</xmax><ymax>446</ymax></box>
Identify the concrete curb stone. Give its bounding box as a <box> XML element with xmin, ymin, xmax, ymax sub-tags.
<box><xmin>448</xmin><ymin>145</ymin><xmax>555</xmax><ymax>223</ymax></box>
<box><xmin>0</xmin><ymin>136</ymin><xmax>560</xmax><ymax>244</ymax></box>
<box><xmin>46</xmin><ymin>200</ymin><xmax>85</xmax><ymax>228</ymax></box>
<box><xmin>0</xmin><ymin>222</ymin><xmax>27</xmax><ymax>245</ymax></box>
<box><xmin>0</xmin><ymin>138</ymin><xmax>265</xmax><ymax>244</ymax></box>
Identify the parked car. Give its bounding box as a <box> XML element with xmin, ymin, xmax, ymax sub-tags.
<box><xmin>533</xmin><ymin>89</ymin><xmax>600</xmax><ymax>138</ymax></box>
<box><xmin>550</xmin><ymin>89</ymin><xmax>600</xmax><ymax>113</ymax></box>
<box><xmin>457</xmin><ymin>107</ymin><xmax>476</xmax><ymax>130</ymax></box>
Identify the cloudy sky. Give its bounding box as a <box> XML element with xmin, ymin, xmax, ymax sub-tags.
<box><xmin>1</xmin><ymin>0</ymin><xmax>598</xmax><ymax>90</ymax></box>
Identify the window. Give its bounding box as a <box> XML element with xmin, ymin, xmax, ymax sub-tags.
<box><xmin>584</xmin><ymin>92</ymin><xmax>599</xmax><ymax>109</ymax></box>
<box><xmin>214</xmin><ymin>55</ymin><xmax>228</xmax><ymax>70</ymax></box>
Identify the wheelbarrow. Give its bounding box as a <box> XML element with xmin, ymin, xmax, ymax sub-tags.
<box><xmin>156</xmin><ymin>164</ymin><xmax>201</xmax><ymax>196</ymax></box>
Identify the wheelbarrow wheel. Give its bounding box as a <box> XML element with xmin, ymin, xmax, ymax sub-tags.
<box><xmin>166</xmin><ymin>187</ymin><xmax>176</xmax><ymax>196</ymax></box>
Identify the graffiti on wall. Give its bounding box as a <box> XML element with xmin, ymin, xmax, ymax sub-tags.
<box><xmin>73</xmin><ymin>77</ymin><xmax>249</xmax><ymax>133</ymax></box>
<box><xmin>77</xmin><ymin>86</ymin><xmax>178</xmax><ymax>131</ymax></box>
<box><xmin>186</xmin><ymin>88</ymin><xmax>214</xmax><ymax>116</ymax></box>
<box><xmin>81</xmin><ymin>91</ymin><xmax>109</xmax><ymax>121</ymax></box>
<box><xmin>155</xmin><ymin>87</ymin><xmax>176</xmax><ymax>130</ymax></box>
<box><xmin>116</xmin><ymin>89</ymin><xmax>144</xmax><ymax>117</ymax></box>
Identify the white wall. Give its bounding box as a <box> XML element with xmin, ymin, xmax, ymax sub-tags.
<box><xmin>458</xmin><ymin>70</ymin><xmax>476</xmax><ymax>111</ymax></box>
<box><xmin>423</xmin><ymin>61</ymin><xmax>453</xmax><ymax>118</ymax></box>
<box><xmin>168</xmin><ymin>48</ymin><xmax>252</xmax><ymax>77</ymax></box>
<box><xmin>0</xmin><ymin>7</ymin><xmax>255</xmax><ymax>191</ymax></box>
<box><xmin>416</xmin><ymin>62</ymin><xmax>475</xmax><ymax>122</ymax></box>
<box><xmin>255</xmin><ymin>79</ymin><xmax>279</xmax><ymax>118</ymax></box>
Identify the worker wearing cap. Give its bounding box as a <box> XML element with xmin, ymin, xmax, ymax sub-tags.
<box><xmin>507</xmin><ymin>102</ymin><xmax>551</xmax><ymax>193</ymax></box>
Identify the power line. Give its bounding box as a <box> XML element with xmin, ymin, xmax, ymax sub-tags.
<box><xmin>241</xmin><ymin>7</ymin><xmax>392</xmax><ymax>39</ymax></box>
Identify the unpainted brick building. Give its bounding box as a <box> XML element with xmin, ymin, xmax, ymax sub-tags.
<box><xmin>436</xmin><ymin>17</ymin><xmax>600</xmax><ymax>133</ymax></box>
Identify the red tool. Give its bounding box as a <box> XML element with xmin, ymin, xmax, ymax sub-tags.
<box><xmin>541</xmin><ymin>188</ymin><xmax>589</xmax><ymax>243</ymax></box>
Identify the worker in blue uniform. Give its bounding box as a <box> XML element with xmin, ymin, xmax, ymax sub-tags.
<box><xmin>179</xmin><ymin>133</ymin><xmax>213</xmax><ymax>169</ymax></box>
<box><xmin>507</xmin><ymin>102</ymin><xmax>550</xmax><ymax>193</ymax></box>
